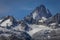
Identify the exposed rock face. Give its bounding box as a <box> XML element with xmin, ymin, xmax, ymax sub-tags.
<box><xmin>46</xmin><ymin>13</ymin><xmax>60</xmax><ymax>23</ymax></box>
<box><xmin>45</xmin><ymin>13</ymin><xmax>60</xmax><ymax>29</ymax></box>
<box><xmin>32</xmin><ymin>29</ymin><xmax>60</xmax><ymax>40</ymax></box>
<box><xmin>24</xmin><ymin>15</ymin><xmax>35</xmax><ymax>24</ymax></box>
<box><xmin>0</xmin><ymin>31</ymin><xmax>31</xmax><ymax>40</ymax></box>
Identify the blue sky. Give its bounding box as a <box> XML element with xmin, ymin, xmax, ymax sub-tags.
<box><xmin>0</xmin><ymin>0</ymin><xmax>60</xmax><ymax>20</ymax></box>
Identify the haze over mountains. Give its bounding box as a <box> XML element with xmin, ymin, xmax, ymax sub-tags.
<box><xmin>0</xmin><ymin>5</ymin><xmax>60</xmax><ymax>40</ymax></box>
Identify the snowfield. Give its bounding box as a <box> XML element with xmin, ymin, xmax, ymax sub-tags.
<box><xmin>0</xmin><ymin>19</ymin><xmax>12</xmax><ymax>27</ymax></box>
<box><xmin>27</xmin><ymin>24</ymin><xmax>52</xmax><ymax>36</ymax></box>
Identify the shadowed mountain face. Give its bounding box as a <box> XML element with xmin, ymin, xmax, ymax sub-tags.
<box><xmin>0</xmin><ymin>31</ymin><xmax>31</xmax><ymax>40</ymax></box>
<box><xmin>46</xmin><ymin>13</ymin><xmax>60</xmax><ymax>24</ymax></box>
<box><xmin>24</xmin><ymin>5</ymin><xmax>52</xmax><ymax>24</ymax></box>
<box><xmin>31</xmin><ymin>5</ymin><xmax>52</xmax><ymax>21</ymax></box>
<box><xmin>0</xmin><ymin>5</ymin><xmax>60</xmax><ymax>40</ymax></box>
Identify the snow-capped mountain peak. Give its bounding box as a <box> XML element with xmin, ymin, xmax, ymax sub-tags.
<box><xmin>0</xmin><ymin>19</ymin><xmax>12</xmax><ymax>27</ymax></box>
<box><xmin>0</xmin><ymin>16</ymin><xmax>17</xmax><ymax>27</ymax></box>
<box><xmin>31</xmin><ymin>5</ymin><xmax>52</xmax><ymax>21</ymax></box>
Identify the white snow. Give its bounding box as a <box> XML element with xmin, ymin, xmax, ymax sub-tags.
<box><xmin>0</xmin><ymin>34</ymin><xmax>11</xmax><ymax>37</ymax></box>
<box><xmin>0</xmin><ymin>19</ymin><xmax>3</xmax><ymax>22</ymax></box>
<box><xmin>49</xmin><ymin>23</ymin><xmax>56</xmax><ymax>25</ymax></box>
<box><xmin>13</xmin><ymin>24</ymin><xmax>25</xmax><ymax>31</ymax></box>
<box><xmin>0</xmin><ymin>27</ymin><xmax>11</xmax><ymax>32</ymax></box>
<box><xmin>39</xmin><ymin>17</ymin><xmax>47</xmax><ymax>22</ymax></box>
<box><xmin>32</xmin><ymin>11</ymin><xmax>38</xmax><ymax>19</ymax></box>
<box><xmin>42</xmin><ymin>17</ymin><xmax>47</xmax><ymax>21</ymax></box>
<box><xmin>0</xmin><ymin>16</ymin><xmax>57</xmax><ymax>38</ymax></box>
<box><xmin>58</xmin><ymin>24</ymin><xmax>60</xmax><ymax>26</ymax></box>
<box><xmin>47</xmin><ymin>35</ymin><xmax>51</xmax><ymax>39</ymax></box>
<box><xmin>27</xmin><ymin>24</ymin><xmax>52</xmax><ymax>36</ymax></box>
<box><xmin>47</xmin><ymin>9</ymin><xmax>49</xmax><ymax>14</ymax></box>
<box><xmin>39</xmin><ymin>20</ymin><xmax>44</xmax><ymax>22</ymax></box>
<box><xmin>0</xmin><ymin>19</ymin><xmax>12</xmax><ymax>27</ymax></box>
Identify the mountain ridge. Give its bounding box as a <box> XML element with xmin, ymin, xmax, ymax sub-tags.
<box><xmin>0</xmin><ymin>5</ymin><xmax>60</xmax><ymax>40</ymax></box>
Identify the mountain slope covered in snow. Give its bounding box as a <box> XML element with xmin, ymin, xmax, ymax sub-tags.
<box><xmin>0</xmin><ymin>5</ymin><xmax>60</xmax><ymax>40</ymax></box>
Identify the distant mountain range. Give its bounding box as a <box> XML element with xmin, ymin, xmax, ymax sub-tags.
<box><xmin>0</xmin><ymin>5</ymin><xmax>60</xmax><ymax>40</ymax></box>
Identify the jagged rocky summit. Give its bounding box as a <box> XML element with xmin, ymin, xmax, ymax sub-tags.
<box><xmin>24</xmin><ymin>5</ymin><xmax>52</xmax><ymax>24</ymax></box>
